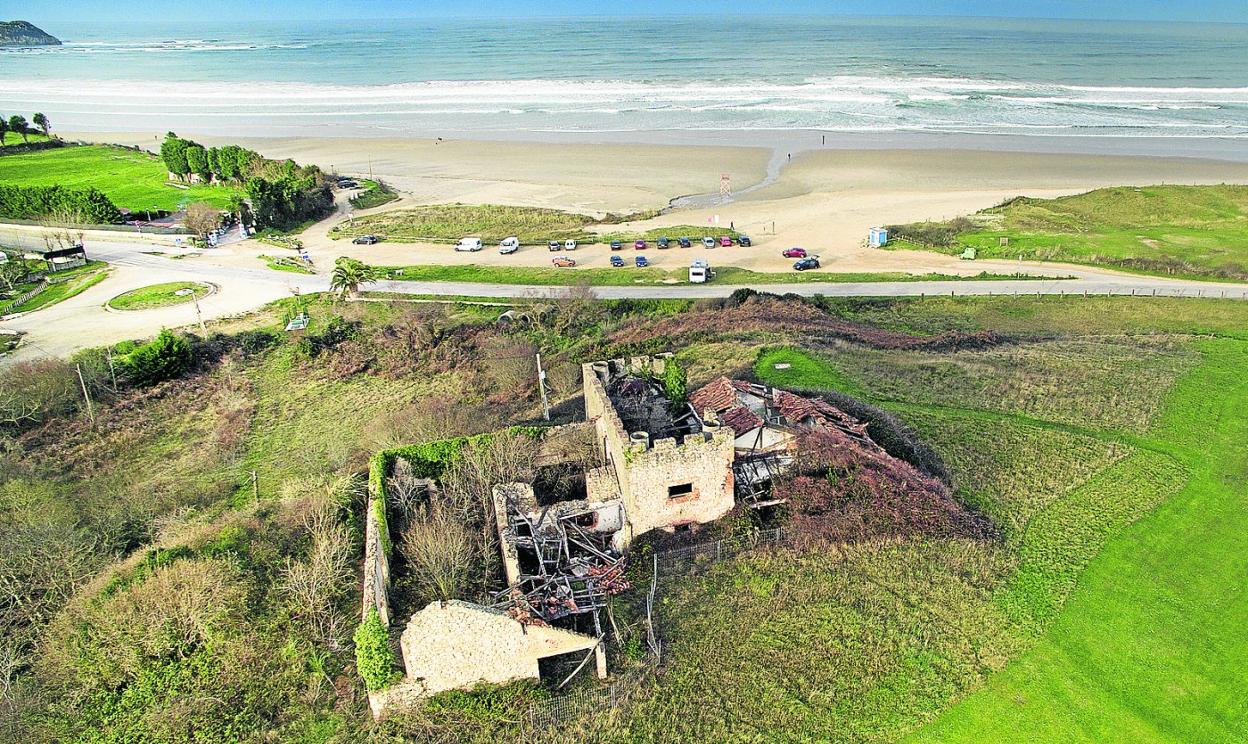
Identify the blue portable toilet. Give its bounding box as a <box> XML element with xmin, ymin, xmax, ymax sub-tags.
<box><xmin>869</xmin><ymin>227</ymin><xmax>888</xmax><ymax>248</ymax></box>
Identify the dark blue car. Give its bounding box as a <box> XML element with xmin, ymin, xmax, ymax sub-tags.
<box><xmin>610</xmin><ymin>255</ymin><xmax>625</xmax><ymax>267</ymax></box>
<box><xmin>635</xmin><ymin>255</ymin><xmax>649</xmax><ymax>267</ymax></box>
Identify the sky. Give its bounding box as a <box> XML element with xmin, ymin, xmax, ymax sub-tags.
<box><xmin>12</xmin><ymin>0</ymin><xmax>1248</xmax><ymax>24</ymax></box>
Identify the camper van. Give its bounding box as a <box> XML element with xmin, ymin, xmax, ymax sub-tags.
<box><xmin>455</xmin><ymin>237</ymin><xmax>483</xmax><ymax>252</ymax></box>
<box><xmin>689</xmin><ymin>259</ymin><xmax>712</xmax><ymax>284</ymax></box>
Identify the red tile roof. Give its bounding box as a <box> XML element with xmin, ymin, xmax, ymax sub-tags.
<box><xmin>719</xmin><ymin>405</ymin><xmax>765</xmax><ymax>435</ymax></box>
<box><xmin>690</xmin><ymin>376</ymin><xmax>740</xmax><ymax>415</ymax></box>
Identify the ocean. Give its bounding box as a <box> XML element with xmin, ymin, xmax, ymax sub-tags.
<box><xmin>1</xmin><ymin>15</ymin><xmax>1246</xmax><ymax>144</ymax></box>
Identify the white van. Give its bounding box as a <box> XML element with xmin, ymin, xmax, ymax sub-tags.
<box><xmin>455</xmin><ymin>237</ymin><xmax>483</xmax><ymax>252</ymax></box>
<box><xmin>564</xmin><ymin>239</ymin><xmax>578</xmax><ymax>251</ymax></box>
<box><xmin>499</xmin><ymin>237</ymin><xmax>520</xmax><ymax>254</ymax></box>
<box><xmin>689</xmin><ymin>259</ymin><xmax>712</xmax><ymax>284</ymax></box>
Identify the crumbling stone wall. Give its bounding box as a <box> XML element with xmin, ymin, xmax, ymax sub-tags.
<box><xmin>583</xmin><ymin>358</ymin><xmax>736</xmax><ymax>538</ymax></box>
<box><xmin>361</xmin><ymin>491</ymin><xmax>391</xmax><ymax>626</ymax></box>
<box><xmin>399</xmin><ymin>600</ymin><xmax>605</xmax><ymax>698</ymax></box>
<box><xmin>618</xmin><ymin>429</ymin><xmax>735</xmax><ymax>536</ymax></box>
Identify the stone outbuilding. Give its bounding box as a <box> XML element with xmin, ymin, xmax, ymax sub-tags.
<box><xmin>398</xmin><ymin>600</ymin><xmax>605</xmax><ymax>696</ymax></box>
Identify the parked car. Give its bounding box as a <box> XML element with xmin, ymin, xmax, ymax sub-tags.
<box><xmin>678</xmin><ymin>237</ymin><xmax>692</xmax><ymax>248</ymax></box>
<box><xmin>338</xmin><ymin>180</ymin><xmax>359</xmax><ymax>189</ymax></box>
<box><xmin>782</xmin><ymin>247</ymin><xmax>808</xmax><ymax>258</ymax></box>
<box><xmin>634</xmin><ymin>239</ymin><xmax>647</xmax><ymax>250</ymax></box>
<box><xmin>499</xmin><ymin>237</ymin><xmax>520</xmax><ymax>254</ymax></box>
<box><xmin>548</xmin><ymin>240</ymin><xmax>561</xmax><ymax>252</ymax></box>
<box><xmin>455</xmin><ymin>237</ymin><xmax>483</xmax><ymax>252</ymax></box>
<box><xmin>719</xmin><ymin>235</ymin><xmax>734</xmax><ymax>247</ymax></box>
<box><xmin>610</xmin><ymin>240</ymin><xmax>623</xmax><ymax>251</ymax></box>
<box><xmin>564</xmin><ymin>239</ymin><xmax>578</xmax><ymax>251</ymax></box>
<box><xmin>702</xmin><ymin>236</ymin><xmax>716</xmax><ymax>248</ymax></box>
<box><xmin>635</xmin><ymin>255</ymin><xmax>649</xmax><ymax>267</ymax></box>
<box><xmin>738</xmin><ymin>235</ymin><xmax>752</xmax><ymax>247</ymax></box>
<box><xmin>793</xmin><ymin>257</ymin><xmax>821</xmax><ymax>271</ymax></box>
<box><xmin>352</xmin><ymin>234</ymin><xmax>379</xmax><ymax>245</ymax></box>
<box><xmin>657</xmin><ymin>236</ymin><xmax>670</xmax><ymax>249</ymax></box>
<box><xmin>552</xmin><ymin>256</ymin><xmax>576</xmax><ymax>267</ymax></box>
<box><xmin>610</xmin><ymin>255</ymin><xmax>625</xmax><ymax>267</ymax></box>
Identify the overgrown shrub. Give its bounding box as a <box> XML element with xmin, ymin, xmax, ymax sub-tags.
<box><xmin>779</xmin><ymin>429</ymin><xmax>994</xmax><ymax>546</ymax></box>
<box><xmin>353</xmin><ymin>608</ymin><xmax>398</xmax><ymax>691</ymax></box>
<box><xmin>661</xmin><ymin>358</ymin><xmax>688</xmax><ymax>408</ymax></box>
<box><xmin>0</xmin><ymin>358</ymin><xmax>79</xmax><ymax>430</ymax></box>
<box><xmin>122</xmin><ymin>329</ymin><xmax>191</xmax><ymax>385</ymax></box>
<box><xmin>812</xmin><ymin>389</ymin><xmax>951</xmax><ymax>484</ymax></box>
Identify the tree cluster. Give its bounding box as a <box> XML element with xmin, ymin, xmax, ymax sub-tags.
<box><xmin>160</xmin><ymin>133</ymin><xmax>332</xmax><ymax>230</ymax></box>
<box><xmin>0</xmin><ymin>112</ymin><xmax>50</xmax><ymax>145</ymax></box>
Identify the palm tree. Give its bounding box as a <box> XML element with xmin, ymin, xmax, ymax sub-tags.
<box><xmin>32</xmin><ymin>113</ymin><xmax>50</xmax><ymax>138</ymax></box>
<box><xmin>8</xmin><ymin>115</ymin><xmax>28</xmax><ymax>144</ymax></box>
<box><xmin>329</xmin><ymin>257</ymin><xmax>380</xmax><ymax>300</ymax></box>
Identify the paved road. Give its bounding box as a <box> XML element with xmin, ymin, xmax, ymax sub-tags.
<box><xmin>3</xmin><ymin>235</ymin><xmax>1246</xmax><ymax>363</ymax></box>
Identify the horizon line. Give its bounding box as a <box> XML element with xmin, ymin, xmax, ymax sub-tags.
<box><xmin>30</xmin><ymin>13</ymin><xmax>1248</xmax><ymax>28</ymax></box>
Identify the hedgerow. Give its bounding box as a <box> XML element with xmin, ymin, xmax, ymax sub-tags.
<box><xmin>0</xmin><ymin>183</ymin><xmax>122</xmax><ymax>224</ymax></box>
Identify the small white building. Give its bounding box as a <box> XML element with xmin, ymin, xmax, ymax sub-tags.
<box><xmin>869</xmin><ymin>227</ymin><xmax>888</xmax><ymax>248</ymax></box>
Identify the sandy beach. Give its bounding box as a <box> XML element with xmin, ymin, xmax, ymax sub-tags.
<box><xmin>63</xmin><ymin>131</ymin><xmax>1248</xmax><ymax>277</ymax></box>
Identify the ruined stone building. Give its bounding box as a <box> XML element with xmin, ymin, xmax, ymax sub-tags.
<box><xmin>369</xmin><ymin>356</ymin><xmax>872</xmax><ymax>713</ymax></box>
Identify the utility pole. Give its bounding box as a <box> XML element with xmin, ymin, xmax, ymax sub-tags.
<box><xmin>192</xmin><ymin>290</ymin><xmax>206</xmax><ymax>333</ymax></box>
<box><xmin>536</xmin><ymin>352</ymin><xmax>550</xmax><ymax>421</ymax></box>
<box><xmin>76</xmin><ymin>364</ymin><xmax>95</xmax><ymax>425</ymax></box>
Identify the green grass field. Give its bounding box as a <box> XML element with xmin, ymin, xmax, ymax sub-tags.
<box><xmin>381</xmin><ymin>262</ymin><xmax>1033</xmax><ymax>286</ymax></box>
<box><xmin>888</xmin><ymin>185</ymin><xmax>1248</xmax><ymax>282</ymax></box>
<box><xmin>107</xmin><ymin>281</ymin><xmax>212</xmax><ymax>311</ymax></box>
<box><xmin>742</xmin><ymin>312</ymin><xmax>1248</xmax><ymax>742</ymax></box>
<box><xmin>0</xmin><ymin>132</ymin><xmax>52</xmax><ymax>146</ymax></box>
<box><xmin>0</xmin><ymin>144</ymin><xmax>240</xmax><ymax>211</ymax></box>
<box><xmin>330</xmin><ymin>202</ymin><xmax>740</xmax><ymax>245</ymax></box>
<box><xmin>911</xmin><ymin>338</ymin><xmax>1248</xmax><ymax>742</ymax></box>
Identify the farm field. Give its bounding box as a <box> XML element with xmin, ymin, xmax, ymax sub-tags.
<box><xmin>887</xmin><ymin>185</ymin><xmax>1248</xmax><ymax>282</ymax></box>
<box><xmin>0</xmin><ymin>144</ymin><xmax>239</xmax><ymax>211</ymax></box>
<box><xmin>2</xmin><ymin>292</ymin><xmax>1246</xmax><ymax>742</ymax></box>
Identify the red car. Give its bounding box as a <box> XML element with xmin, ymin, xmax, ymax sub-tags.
<box><xmin>719</xmin><ymin>235</ymin><xmax>733</xmax><ymax>247</ymax></box>
<box><xmin>782</xmin><ymin>247</ymin><xmax>808</xmax><ymax>258</ymax></box>
<box><xmin>634</xmin><ymin>239</ymin><xmax>647</xmax><ymax>250</ymax></box>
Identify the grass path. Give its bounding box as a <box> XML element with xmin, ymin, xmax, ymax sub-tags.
<box><xmin>909</xmin><ymin>339</ymin><xmax>1248</xmax><ymax>742</ymax></box>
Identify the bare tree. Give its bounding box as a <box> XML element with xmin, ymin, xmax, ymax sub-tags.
<box><xmin>440</xmin><ymin>433</ymin><xmax>540</xmax><ymax>592</ymax></box>
<box><xmin>401</xmin><ymin>505</ymin><xmax>476</xmax><ymax>603</ymax></box>
<box><xmin>280</xmin><ymin>475</ymin><xmax>357</xmax><ymax>649</ymax></box>
<box><xmin>0</xmin><ymin>359</ymin><xmax>79</xmax><ymax>429</ymax></box>
<box><xmin>386</xmin><ymin>458</ymin><xmax>430</xmax><ymax>520</ymax></box>
<box><xmin>184</xmin><ymin>202</ymin><xmax>222</xmax><ymax>240</ymax></box>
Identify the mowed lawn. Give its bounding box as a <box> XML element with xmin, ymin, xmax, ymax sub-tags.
<box><xmin>0</xmin><ymin>144</ymin><xmax>239</xmax><ymax>211</ymax></box>
<box><xmin>910</xmin><ymin>339</ymin><xmax>1248</xmax><ymax>743</ymax></box>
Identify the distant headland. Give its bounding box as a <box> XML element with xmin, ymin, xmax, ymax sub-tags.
<box><xmin>0</xmin><ymin>20</ymin><xmax>60</xmax><ymax>47</ymax></box>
